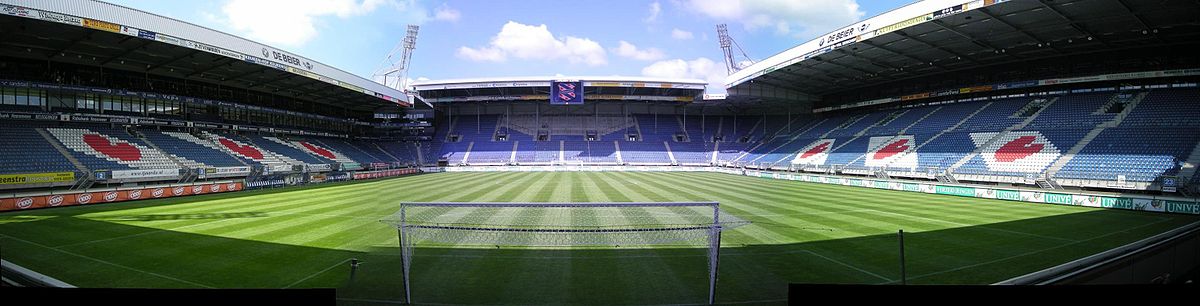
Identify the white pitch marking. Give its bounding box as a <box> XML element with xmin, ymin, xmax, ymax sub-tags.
<box><xmin>284</xmin><ymin>258</ymin><xmax>352</xmax><ymax>288</ymax></box>
<box><xmin>0</xmin><ymin>234</ymin><xmax>214</xmax><ymax>288</ymax></box>
<box><xmin>889</xmin><ymin>217</ymin><xmax>1175</xmax><ymax>283</ymax></box>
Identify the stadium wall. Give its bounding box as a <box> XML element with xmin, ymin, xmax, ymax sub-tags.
<box><xmin>0</xmin><ymin>181</ymin><xmax>243</xmax><ymax>211</ymax></box>
<box><xmin>2</xmin><ymin>164</ymin><xmax>1193</xmax><ymax>215</ymax></box>
<box><xmin>996</xmin><ymin>220</ymin><xmax>1200</xmax><ymax>284</ymax></box>
<box><xmin>0</xmin><ymin>168</ymin><xmax>419</xmax><ymax>212</ymax></box>
<box><xmin>436</xmin><ymin>166</ymin><xmax>1200</xmax><ymax>215</ymax></box>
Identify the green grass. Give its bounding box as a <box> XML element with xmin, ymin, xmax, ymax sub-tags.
<box><xmin>1</xmin><ymin>172</ymin><xmax>1196</xmax><ymax>305</ymax></box>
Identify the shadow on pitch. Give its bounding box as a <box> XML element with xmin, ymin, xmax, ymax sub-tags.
<box><xmin>1</xmin><ymin>203</ymin><xmax>1195</xmax><ymax>306</ymax></box>
<box><xmin>354</xmin><ymin>207</ymin><xmax>1196</xmax><ymax>305</ymax></box>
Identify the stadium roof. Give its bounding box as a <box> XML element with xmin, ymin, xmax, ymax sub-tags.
<box><xmin>412</xmin><ymin>76</ymin><xmax>706</xmax><ymax>103</ymax></box>
<box><xmin>726</xmin><ymin>0</ymin><xmax>1200</xmax><ymax>106</ymax></box>
<box><xmin>0</xmin><ymin>0</ymin><xmax>409</xmax><ymax>111</ymax></box>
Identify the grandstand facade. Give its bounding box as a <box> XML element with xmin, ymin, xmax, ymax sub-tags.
<box><xmin>410</xmin><ymin>0</ymin><xmax>1200</xmax><ymax>198</ymax></box>
<box><xmin>0</xmin><ymin>0</ymin><xmax>421</xmax><ymax>206</ymax></box>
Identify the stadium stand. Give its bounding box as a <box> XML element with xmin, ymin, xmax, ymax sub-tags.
<box><xmin>45</xmin><ymin>127</ymin><xmax>186</xmax><ymax>171</ymax></box>
<box><xmin>413</xmin><ymin>87</ymin><xmax>1199</xmax><ymax>190</ymax></box>
<box><xmin>147</xmin><ymin>131</ymin><xmax>245</xmax><ymax>168</ymax></box>
<box><xmin>0</xmin><ymin>122</ymin><xmax>79</xmax><ymax>175</ymax></box>
<box><xmin>0</xmin><ymin>86</ymin><xmax>1191</xmax><ymax>191</ymax></box>
<box><xmin>201</xmin><ymin>131</ymin><xmax>305</xmax><ymax>169</ymax></box>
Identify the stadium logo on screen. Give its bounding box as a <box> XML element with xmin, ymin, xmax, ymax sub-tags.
<box><xmin>557</xmin><ymin>83</ymin><xmax>576</xmax><ymax>101</ymax></box>
<box><xmin>129</xmin><ymin>189</ymin><xmax>143</xmax><ymax>200</ymax></box>
<box><xmin>152</xmin><ymin>188</ymin><xmax>165</xmax><ymax>198</ymax></box>
<box><xmin>77</xmin><ymin>193</ymin><xmax>92</xmax><ymax>204</ymax></box>
<box><xmin>49</xmin><ymin>195</ymin><xmax>64</xmax><ymax>207</ymax></box>
<box><xmin>551</xmin><ymin>81</ymin><xmax>583</xmax><ymax>105</ymax></box>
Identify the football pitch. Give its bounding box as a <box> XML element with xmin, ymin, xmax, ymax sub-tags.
<box><xmin>1</xmin><ymin>171</ymin><xmax>1196</xmax><ymax>304</ymax></box>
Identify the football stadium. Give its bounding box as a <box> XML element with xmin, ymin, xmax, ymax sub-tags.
<box><xmin>2</xmin><ymin>0</ymin><xmax>1200</xmax><ymax>304</ymax></box>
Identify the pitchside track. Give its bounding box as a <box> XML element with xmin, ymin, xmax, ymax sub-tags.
<box><xmin>1</xmin><ymin>172</ymin><xmax>1196</xmax><ymax>305</ymax></box>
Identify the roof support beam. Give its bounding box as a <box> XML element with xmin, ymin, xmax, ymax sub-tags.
<box><xmin>891</xmin><ymin>30</ymin><xmax>980</xmax><ymax>65</ymax></box>
<box><xmin>251</xmin><ymin>73</ymin><xmax>300</xmax><ymax>90</ymax></box>
<box><xmin>769</xmin><ymin>68</ymin><xmax>838</xmax><ymax>87</ymax></box>
<box><xmin>47</xmin><ymin>32</ymin><xmax>94</xmax><ymax>59</ymax></box>
<box><xmin>930</xmin><ymin>20</ymin><xmax>999</xmax><ymax>51</ymax></box>
<box><xmin>100</xmin><ymin>39</ymin><xmax>153</xmax><ymax>66</ymax></box>
<box><xmin>834</xmin><ymin>48</ymin><xmax>899</xmax><ymax>71</ymax></box>
<box><xmin>975</xmin><ymin>8</ymin><xmax>1045</xmax><ymax>44</ymax></box>
<box><xmin>1114</xmin><ymin>0</ymin><xmax>1150</xmax><ymax>29</ymax></box>
<box><xmin>1036</xmin><ymin>0</ymin><xmax>1108</xmax><ymax>46</ymax></box>
<box><xmin>809</xmin><ymin>56</ymin><xmax>877</xmax><ymax>76</ymax></box>
<box><xmin>857</xmin><ymin>40</ymin><xmax>947</xmax><ymax>72</ymax></box>
<box><xmin>183</xmin><ymin>56</ymin><xmax>236</xmax><ymax>78</ymax></box>
<box><xmin>223</xmin><ymin>67</ymin><xmax>275</xmax><ymax>83</ymax></box>
<box><xmin>151</xmin><ymin>49</ymin><xmax>201</xmax><ymax>72</ymax></box>
<box><xmin>1113</xmin><ymin>0</ymin><xmax>1166</xmax><ymax>44</ymax></box>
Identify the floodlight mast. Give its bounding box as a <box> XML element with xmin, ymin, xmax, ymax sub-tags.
<box><xmin>716</xmin><ymin>24</ymin><xmax>755</xmax><ymax>75</ymax></box>
<box><xmin>374</xmin><ymin>25</ymin><xmax>420</xmax><ymax>98</ymax></box>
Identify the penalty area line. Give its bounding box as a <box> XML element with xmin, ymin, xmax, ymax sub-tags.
<box><xmin>283</xmin><ymin>258</ymin><xmax>353</xmax><ymax>289</ymax></box>
<box><xmin>883</xmin><ymin>217</ymin><xmax>1176</xmax><ymax>284</ymax></box>
<box><xmin>0</xmin><ymin>233</ymin><xmax>215</xmax><ymax>288</ymax></box>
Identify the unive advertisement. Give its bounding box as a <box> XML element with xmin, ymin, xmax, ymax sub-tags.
<box><xmin>1099</xmin><ymin>197</ymin><xmax>1135</xmax><ymax>210</ymax></box>
<box><xmin>1166</xmin><ymin>201</ymin><xmax>1200</xmax><ymax>214</ymax></box>
<box><xmin>995</xmin><ymin>189</ymin><xmax>1022</xmax><ymax>201</ymax></box>
<box><xmin>1043</xmin><ymin>193</ymin><xmax>1075</xmax><ymax>205</ymax></box>
<box><xmin>0</xmin><ymin>182</ymin><xmax>242</xmax><ymax>212</ymax></box>
<box><xmin>935</xmin><ymin>185</ymin><xmax>975</xmax><ymax>197</ymax></box>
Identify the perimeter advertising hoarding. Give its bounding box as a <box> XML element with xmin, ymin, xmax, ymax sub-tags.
<box><xmin>0</xmin><ymin>182</ymin><xmax>243</xmax><ymax>212</ymax></box>
<box><xmin>0</xmin><ymin>172</ymin><xmax>75</xmax><ymax>185</ymax></box>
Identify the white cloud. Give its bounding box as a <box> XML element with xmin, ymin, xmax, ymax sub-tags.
<box><xmin>682</xmin><ymin>0</ymin><xmax>864</xmax><ymax>37</ymax></box>
<box><xmin>456</xmin><ymin>21</ymin><xmax>607</xmax><ymax>66</ymax></box>
<box><xmin>220</xmin><ymin>0</ymin><xmax>390</xmax><ymax>47</ymax></box>
<box><xmin>671</xmin><ymin>28</ymin><xmax>694</xmax><ymax>40</ymax></box>
<box><xmin>456</xmin><ymin>46</ymin><xmax>505</xmax><ymax>62</ymax></box>
<box><xmin>641</xmin><ymin>57</ymin><xmax>727</xmax><ymax>93</ymax></box>
<box><xmin>644</xmin><ymin>1</ymin><xmax>662</xmax><ymax>23</ymax></box>
<box><xmin>433</xmin><ymin>3</ymin><xmax>460</xmax><ymax>22</ymax></box>
<box><xmin>612</xmin><ymin>41</ymin><xmax>666</xmax><ymax>61</ymax></box>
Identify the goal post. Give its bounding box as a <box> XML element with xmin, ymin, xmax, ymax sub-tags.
<box><xmin>381</xmin><ymin>202</ymin><xmax>750</xmax><ymax>305</ymax></box>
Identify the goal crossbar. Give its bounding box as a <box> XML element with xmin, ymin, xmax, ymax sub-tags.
<box><xmin>395</xmin><ymin>201</ymin><xmax>721</xmax><ymax>208</ymax></box>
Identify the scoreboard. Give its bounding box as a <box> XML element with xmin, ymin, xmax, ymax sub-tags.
<box><xmin>550</xmin><ymin>80</ymin><xmax>584</xmax><ymax>105</ymax></box>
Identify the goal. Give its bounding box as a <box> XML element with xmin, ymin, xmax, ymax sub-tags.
<box><xmin>382</xmin><ymin>202</ymin><xmax>750</xmax><ymax>304</ymax></box>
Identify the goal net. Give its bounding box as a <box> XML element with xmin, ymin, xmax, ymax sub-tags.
<box><xmin>381</xmin><ymin>202</ymin><xmax>750</xmax><ymax>305</ymax></box>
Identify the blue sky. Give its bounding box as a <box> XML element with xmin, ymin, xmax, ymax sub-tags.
<box><xmin>104</xmin><ymin>0</ymin><xmax>913</xmax><ymax>93</ymax></box>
